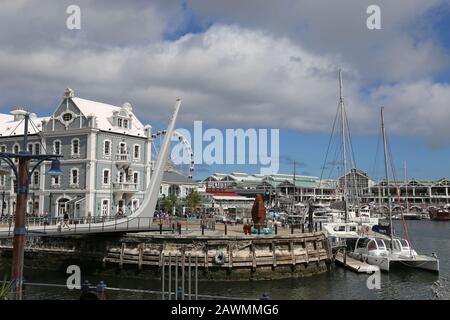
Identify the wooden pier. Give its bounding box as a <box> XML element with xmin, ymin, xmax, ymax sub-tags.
<box><xmin>334</xmin><ymin>251</ymin><xmax>379</xmax><ymax>273</ymax></box>
<box><xmin>102</xmin><ymin>232</ymin><xmax>332</xmax><ymax>280</ymax></box>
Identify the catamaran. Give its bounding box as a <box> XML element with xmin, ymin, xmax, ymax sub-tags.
<box><xmin>348</xmin><ymin>107</ymin><xmax>439</xmax><ymax>273</ymax></box>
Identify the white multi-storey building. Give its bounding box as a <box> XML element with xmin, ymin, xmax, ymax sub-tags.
<box><xmin>0</xmin><ymin>88</ymin><xmax>153</xmax><ymax>219</ymax></box>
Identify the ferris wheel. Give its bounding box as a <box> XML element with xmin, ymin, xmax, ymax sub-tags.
<box><xmin>151</xmin><ymin>130</ymin><xmax>194</xmax><ymax>179</ymax></box>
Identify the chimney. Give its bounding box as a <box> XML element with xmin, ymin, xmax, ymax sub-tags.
<box><xmin>64</xmin><ymin>88</ymin><xmax>75</xmax><ymax>99</ymax></box>
<box><xmin>10</xmin><ymin>107</ymin><xmax>27</xmax><ymax>121</ymax></box>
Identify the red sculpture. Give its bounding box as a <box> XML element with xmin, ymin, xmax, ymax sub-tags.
<box><xmin>251</xmin><ymin>194</ymin><xmax>266</xmax><ymax>226</ymax></box>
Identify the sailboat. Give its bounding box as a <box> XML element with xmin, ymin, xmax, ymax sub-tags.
<box><xmin>348</xmin><ymin>107</ymin><xmax>439</xmax><ymax>272</ymax></box>
<box><xmin>321</xmin><ymin>70</ymin><xmax>378</xmax><ymax>246</ymax></box>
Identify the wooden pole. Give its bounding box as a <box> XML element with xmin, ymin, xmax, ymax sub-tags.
<box><xmin>11</xmin><ymin>158</ymin><xmax>29</xmax><ymax>300</ymax></box>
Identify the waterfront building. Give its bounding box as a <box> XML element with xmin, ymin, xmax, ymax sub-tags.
<box><xmin>338</xmin><ymin>169</ymin><xmax>375</xmax><ymax>203</ymax></box>
<box><xmin>201</xmin><ymin>172</ymin><xmax>340</xmax><ymax>207</ymax></box>
<box><xmin>159</xmin><ymin>170</ymin><xmax>198</xmax><ymax>198</ymax></box>
<box><xmin>361</xmin><ymin>178</ymin><xmax>450</xmax><ymax>207</ymax></box>
<box><xmin>0</xmin><ymin>88</ymin><xmax>153</xmax><ymax>218</ymax></box>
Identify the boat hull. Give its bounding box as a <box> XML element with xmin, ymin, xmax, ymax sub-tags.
<box><xmin>429</xmin><ymin>215</ymin><xmax>450</xmax><ymax>221</ymax></box>
<box><xmin>390</xmin><ymin>255</ymin><xmax>439</xmax><ymax>273</ymax></box>
<box><xmin>351</xmin><ymin>253</ymin><xmax>439</xmax><ymax>273</ymax></box>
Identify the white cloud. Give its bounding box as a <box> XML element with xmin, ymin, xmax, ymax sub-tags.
<box><xmin>0</xmin><ymin>1</ymin><xmax>449</xmax><ymax>148</ymax></box>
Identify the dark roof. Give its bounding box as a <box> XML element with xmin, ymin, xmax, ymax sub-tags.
<box><xmin>162</xmin><ymin>170</ymin><xmax>197</xmax><ymax>185</ymax></box>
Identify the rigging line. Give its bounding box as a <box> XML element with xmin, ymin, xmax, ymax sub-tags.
<box><xmin>28</xmin><ymin>117</ymin><xmax>48</xmax><ymax>154</ymax></box>
<box><xmin>5</xmin><ymin>118</ymin><xmax>24</xmax><ymax>138</ymax></box>
<box><xmin>319</xmin><ymin>102</ymin><xmax>340</xmax><ymax>183</ymax></box>
<box><xmin>343</xmin><ymin>105</ymin><xmax>358</xmax><ymax>169</ymax></box>
<box><xmin>371</xmin><ymin>125</ymin><xmax>382</xmax><ymax>182</ymax></box>
<box><xmin>327</xmin><ymin>135</ymin><xmax>343</xmax><ymax>180</ymax></box>
<box><xmin>343</xmin><ymin>107</ymin><xmax>361</xmax><ymax>205</ymax></box>
<box><xmin>386</xmin><ymin>132</ymin><xmax>413</xmax><ymax>249</ymax></box>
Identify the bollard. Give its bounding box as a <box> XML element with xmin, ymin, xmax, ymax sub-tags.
<box><xmin>79</xmin><ymin>280</ymin><xmax>98</xmax><ymax>300</ymax></box>
<box><xmin>160</xmin><ymin>223</ymin><xmax>163</xmax><ymax>234</ymax></box>
<box><xmin>177</xmin><ymin>222</ymin><xmax>182</xmax><ymax>235</ymax></box>
<box><xmin>291</xmin><ymin>224</ymin><xmax>294</xmax><ymax>234</ymax></box>
<box><xmin>96</xmin><ymin>281</ymin><xmax>107</xmax><ymax>300</ymax></box>
<box><xmin>301</xmin><ymin>223</ymin><xmax>305</xmax><ymax>233</ymax></box>
<box><xmin>177</xmin><ymin>287</ymin><xmax>183</xmax><ymax>300</ymax></box>
<box><xmin>260</xmin><ymin>292</ymin><xmax>271</xmax><ymax>300</ymax></box>
<box><xmin>320</xmin><ymin>222</ymin><xmax>322</xmax><ymax>231</ymax></box>
<box><xmin>224</xmin><ymin>223</ymin><xmax>227</xmax><ymax>235</ymax></box>
<box><xmin>275</xmin><ymin>224</ymin><xmax>278</xmax><ymax>235</ymax></box>
<box><xmin>315</xmin><ymin>222</ymin><xmax>317</xmax><ymax>232</ymax></box>
<box><xmin>201</xmin><ymin>221</ymin><xmax>205</xmax><ymax>235</ymax></box>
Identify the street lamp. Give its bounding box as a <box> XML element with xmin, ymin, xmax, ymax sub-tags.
<box><xmin>48</xmin><ymin>192</ymin><xmax>53</xmax><ymax>223</ymax></box>
<box><xmin>0</xmin><ymin>166</ymin><xmax>9</xmax><ymax>217</ymax></box>
<box><xmin>0</xmin><ymin>112</ymin><xmax>62</xmax><ymax>300</ymax></box>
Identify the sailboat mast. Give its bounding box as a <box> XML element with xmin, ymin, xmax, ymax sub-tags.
<box><xmin>293</xmin><ymin>161</ymin><xmax>296</xmax><ymax>212</ymax></box>
<box><xmin>405</xmin><ymin>161</ymin><xmax>409</xmax><ymax>212</ymax></box>
<box><xmin>339</xmin><ymin>69</ymin><xmax>348</xmax><ymax>222</ymax></box>
<box><xmin>381</xmin><ymin>107</ymin><xmax>394</xmax><ymax>246</ymax></box>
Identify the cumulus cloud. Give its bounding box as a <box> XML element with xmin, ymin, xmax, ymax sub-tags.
<box><xmin>0</xmin><ymin>0</ymin><xmax>449</xmax><ymax>148</ymax></box>
<box><xmin>188</xmin><ymin>0</ymin><xmax>450</xmax><ymax>82</ymax></box>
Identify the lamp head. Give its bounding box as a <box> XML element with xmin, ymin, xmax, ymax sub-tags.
<box><xmin>48</xmin><ymin>159</ymin><xmax>63</xmax><ymax>177</ymax></box>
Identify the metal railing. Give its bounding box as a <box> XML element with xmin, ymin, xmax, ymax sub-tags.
<box><xmin>0</xmin><ymin>280</ymin><xmax>256</xmax><ymax>300</ymax></box>
<box><xmin>115</xmin><ymin>154</ymin><xmax>130</xmax><ymax>161</ymax></box>
<box><xmin>0</xmin><ymin>214</ymin><xmax>324</xmax><ymax>238</ymax></box>
<box><xmin>112</xmin><ymin>182</ymin><xmax>138</xmax><ymax>191</ymax></box>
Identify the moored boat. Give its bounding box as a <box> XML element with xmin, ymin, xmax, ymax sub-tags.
<box><xmin>428</xmin><ymin>207</ymin><xmax>450</xmax><ymax>221</ymax></box>
<box><xmin>349</xmin><ymin>236</ymin><xmax>439</xmax><ymax>272</ymax></box>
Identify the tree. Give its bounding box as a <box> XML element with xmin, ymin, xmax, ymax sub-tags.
<box><xmin>161</xmin><ymin>195</ymin><xmax>178</xmax><ymax>214</ymax></box>
<box><xmin>185</xmin><ymin>190</ymin><xmax>202</xmax><ymax>212</ymax></box>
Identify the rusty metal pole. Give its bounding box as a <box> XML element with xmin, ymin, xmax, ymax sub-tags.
<box><xmin>11</xmin><ymin>158</ymin><xmax>29</xmax><ymax>300</ymax></box>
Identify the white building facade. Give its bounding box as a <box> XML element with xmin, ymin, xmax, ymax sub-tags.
<box><xmin>0</xmin><ymin>88</ymin><xmax>153</xmax><ymax>218</ymax></box>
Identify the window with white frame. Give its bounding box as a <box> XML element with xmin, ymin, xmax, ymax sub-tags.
<box><xmin>104</xmin><ymin>140</ymin><xmax>111</xmax><ymax>157</ymax></box>
<box><xmin>52</xmin><ymin>176</ymin><xmax>60</xmax><ymax>186</ymax></box>
<box><xmin>118</xmin><ymin>142</ymin><xmax>127</xmax><ymax>154</ymax></box>
<box><xmin>70</xmin><ymin>168</ymin><xmax>79</xmax><ymax>186</ymax></box>
<box><xmin>0</xmin><ymin>145</ymin><xmax>6</xmax><ymax>152</ymax></box>
<box><xmin>0</xmin><ymin>175</ymin><xmax>5</xmax><ymax>186</ymax></box>
<box><xmin>101</xmin><ymin>199</ymin><xmax>110</xmax><ymax>216</ymax></box>
<box><xmin>13</xmin><ymin>144</ymin><xmax>20</xmax><ymax>163</ymax></box>
<box><xmin>35</xmin><ymin>143</ymin><xmax>40</xmax><ymax>155</ymax></box>
<box><xmin>123</xmin><ymin>119</ymin><xmax>128</xmax><ymax>129</ymax></box>
<box><xmin>118</xmin><ymin>118</ymin><xmax>123</xmax><ymax>127</ymax></box>
<box><xmin>133</xmin><ymin>172</ymin><xmax>139</xmax><ymax>186</ymax></box>
<box><xmin>53</xmin><ymin>140</ymin><xmax>61</xmax><ymax>155</ymax></box>
<box><xmin>28</xmin><ymin>143</ymin><xmax>33</xmax><ymax>154</ymax></box>
<box><xmin>33</xmin><ymin>171</ymin><xmax>39</xmax><ymax>186</ymax></box>
<box><xmin>133</xmin><ymin>144</ymin><xmax>140</xmax><ymax>159</ymax></box>
<box><xmin>103</xmin><ymin>169</ymin><xmax>110</xmax><ymax>185</ymax></box>
<box><xmin>71</xmin><ymin>138</ymin><xmax>80</xmax><ymax>157</ymax></box>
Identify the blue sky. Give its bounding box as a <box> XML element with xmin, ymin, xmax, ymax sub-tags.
<box><xmin>1</xmin><ymin>1</ymin><xmax>450</xmax><ymax>181</ymax></box>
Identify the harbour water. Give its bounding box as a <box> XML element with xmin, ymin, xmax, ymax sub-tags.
<box><xmin>0</xmin><ymin>220</ymin><xmax>448</xmax><ymax>300</ymax></box>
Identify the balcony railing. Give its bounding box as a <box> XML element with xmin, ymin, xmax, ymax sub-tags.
<box><xmin>116</xmin><ymin>153</ymin><xmax>130</xmax><ymax>161</ymax></box>
<box><xmin>113</xmin><ymin>182</ymin><xmax>138</xmax><ymax>191</ymax></box>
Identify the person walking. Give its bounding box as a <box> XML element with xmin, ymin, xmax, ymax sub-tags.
<box><xmin>62</xmin><ymin>212</ymin><xmax>71</xmax><ymax>230</ymax></box>
<box><xmin>43</xmin><ymin>211</ymin><xmax>49</xmax><ymax>226</ymax></box>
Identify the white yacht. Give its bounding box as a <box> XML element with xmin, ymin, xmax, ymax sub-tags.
<box><xmin>349</xmin><ymin>236</ymin><xmax>439</xmax><ymax>272</ymax></box>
